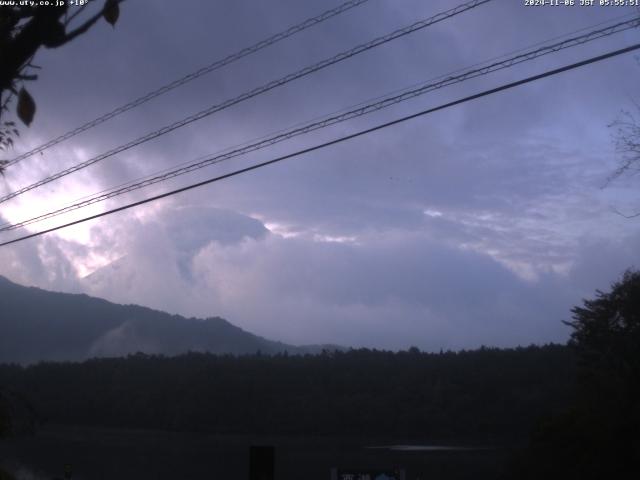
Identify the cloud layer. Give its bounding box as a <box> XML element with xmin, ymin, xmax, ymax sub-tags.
<box><xmin>1</xmin><ymin>0</ymin><xmax>639</xmax><ymax>350</ymax></box>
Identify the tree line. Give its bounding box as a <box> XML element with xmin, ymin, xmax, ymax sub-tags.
<box><xmin>0</xmin><ymin>344</ymin><xmax>575</xmax><ymax>443</ymax></box>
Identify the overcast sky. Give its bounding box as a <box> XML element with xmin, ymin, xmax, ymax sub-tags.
<box><xmin>1</xmin><ymin>0</ymin><xmax>639</xmax><ymax>350</ymax></box>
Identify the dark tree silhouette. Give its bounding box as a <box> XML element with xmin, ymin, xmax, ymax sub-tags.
<box><xmin>509</xmin><ymin>270</ymin><xmax>640</xmax><ymax>480</ymax></box>
<box><xmin>566</xmin><ymin>269</ymin><xmax>640</xmax><ymax>389</ymax></box>
<box><xmin>0</xmin><ymin>0</ymin><xmax>123</xmax><ymax>170</ymax></box>
<box><xmin>610</xmin><ymin>105</ymin><xmax>640</xmax><ymax>190</ymax></box>
<box><xmin>0</xmin><ymin>345</ymin><xmax>575</xmax><ymax>442</ymax></box>
<box><xmin>608</xmin><ymin>76</ymin><xmax>640</xmax><ymax>218</ymax></box>
<box><xmin>0</xmin><ymin>0</ymin><xmax>123</xmax><ymax>435</ymax></box>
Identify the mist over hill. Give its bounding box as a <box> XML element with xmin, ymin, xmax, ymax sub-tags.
<box><xmin>0</xmin><ymin>276</ymin><xmax>338</xmax><ymax>363</ymax></box>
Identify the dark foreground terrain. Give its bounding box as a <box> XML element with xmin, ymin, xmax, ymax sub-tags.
<box><xmin>0</xmin><ymin>346</ymin><xmax>575</xmax><ymax>441</ymax></box>
<box><xmin>0</xmin><ymin>346</ymin><xmax>570</xmax><ymax>479</ymax></box>
<box><xmin>0</xmin><ymin>424</ymin><xmax>512</xmax><ymax>480</ymax></box>
<box><xmin>3</xmin><ymin>271</ymin><xmax>639</xmax><ymax>479</ymax></box>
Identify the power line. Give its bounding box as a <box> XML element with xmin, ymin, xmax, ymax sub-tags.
<box><xmin>3</xmin><ymin>15</ymin><xmax>638</xmax><ymax>233</ymax></box>
<box><xmin>0</xmin><ymin>0</ymin><xmax>492</xmax><ymax>205</ymax></box>
<box><xmin>2</xmin><ymin>42</ymin><xmax>638</xmax><ymax>248</ymax></box>
<box><xmin>4</xmin><ymin>0</ymin><xmax>372</xmax><ymax>168</ymax></box>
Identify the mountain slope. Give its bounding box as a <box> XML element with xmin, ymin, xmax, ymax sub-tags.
<box><xmin>0</xmin><ymin>276</ymin><xmax>334</xmax><ymax>363</ymax></box>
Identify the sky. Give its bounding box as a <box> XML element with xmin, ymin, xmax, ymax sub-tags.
<box><xmin>0</xmin><ymin>0</ymin><xmax>639</xmax><ymax>351</ymax></box>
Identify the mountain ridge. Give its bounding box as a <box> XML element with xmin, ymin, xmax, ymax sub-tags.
<box><xmin>0</xmin><ymin>275</ymin><xmax>341</xmax><ymax>363</ymax></box>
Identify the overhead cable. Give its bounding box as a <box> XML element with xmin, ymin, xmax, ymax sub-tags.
<box><xmin>3</xmin><ymin>15</ymin><xmax>638</xmax><ymax>233</ymax></box>
<box><xmin>0</xmin><ymin>0</ymin><xmax>492</xmax><ymax>204</ymax></box>
<box><xmin>2</xmin><ymin>42</ymin><xmax>638</xmax><ymax>247</ymax></box>
<box><xmin>4</xmin><ymin>0</ymin><xmax>372</xmax><ymax>167</ymax></box>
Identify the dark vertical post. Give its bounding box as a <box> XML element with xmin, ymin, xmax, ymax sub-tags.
<box><xmin>249</xmin><ymin>445</ymin><xmax>274</xmax><ymax>480</ymax></box>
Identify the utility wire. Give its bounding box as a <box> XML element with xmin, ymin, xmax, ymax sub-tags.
<box><xmin>17</xmin><ymin>7</ymin><xmax>636</xmax><ymax>217</ymax></box>
<box><xmin>3</xmin><ymin>0</ymin><xmax>372</xmax><ymax>168</ymax></box>
<box><xmin>51</xmin><ymin>10</ymin><xmax>640</xmax><ymax>206</ymax></box>
<box><xmin>2</xmin><ymin>16</ymin><xmax>638</xmax><ymax>233</ymax></box>
<box><xmin>37</xmin><ymin>1</ymin><xmax>636</xmax><ymax>216</ymax></box>
<box><xmin>2</xmin><ymin>42</ymin><xmax>638</xmax><ymax>248</ymax></box>
<box><xmin>0</xmin><ymin>0</ymin><xmax>492</xmax><ymax>205</ymax></box>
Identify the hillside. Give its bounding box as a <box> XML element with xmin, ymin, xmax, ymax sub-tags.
<box><xmin>0</xmin><ymin>276</ymin><xmax>334</xmax><ymax>363</ymax></box>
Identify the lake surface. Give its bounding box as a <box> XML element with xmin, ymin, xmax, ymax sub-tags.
<box><xmin>0</xmin><ymin>425</ymin><xmax>513</xmax><ymax>480</ymax></box>
<box><xmin>366</xmin><ymin>445</ymin><xmax>494</xmax><ymax>451</ymax></box>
